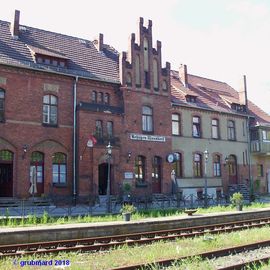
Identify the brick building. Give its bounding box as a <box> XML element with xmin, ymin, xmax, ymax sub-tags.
<box><xmin>0</xmin><ymin>11</ymin><xmax>172</xmax><ymax>199</ymax></box>
<box><xmin>0</xmin><ymin>11</ymin><xmax>270</xmax><ymax>201</ymax></box>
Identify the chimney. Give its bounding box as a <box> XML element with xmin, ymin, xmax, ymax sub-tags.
<box><xmin>179</xmin><ymin>64</ymin><xmax>188</xmax><ymax>87</ymax></box>
<box><xmin>11</xmin><ymin>10</ymin><xmax>20</xmax><ymax>38</ymax></box>
<box><xmin>239</xmin><ymin>75</ymin><xmax>248</xmax><ymax>107</ymax></box>
<box><xmin>93</xmin><ymin>33</ymin><xmax>103</xmax><ymax>51</ymax></box>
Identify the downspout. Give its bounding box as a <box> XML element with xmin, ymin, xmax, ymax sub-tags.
<box><xmin>73</xmin><ymin>76</ymin><xmax>79</xmax><ymax>203</ymax></box>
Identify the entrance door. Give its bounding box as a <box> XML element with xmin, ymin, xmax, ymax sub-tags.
<box><xmin>98</xmin><ymin>163</ymin><xmax>112</xmax><ymax>195</ymax></box>
<box><xmin>152</xmin><ymin>156</ymin><xmax>162</xmax><ymax>193</ymax></box>
<box><xmin>228</xmin><ymin>155</ymin><xmax>237</xmax><ymax>184</ymax></box>
<box><xmin>30</xmin><ymin>152</ymin><xmax>44</xmax><ymax>196</ymax></box>
<box><xmin>0</xmin><ymin>150</ymin><xmax>13</xmax><ymax>197</ymax></box>
<box><xmin>0</xmin><ymin>164</ymin><xmax>13</xmax><ymax>197</ymax></box>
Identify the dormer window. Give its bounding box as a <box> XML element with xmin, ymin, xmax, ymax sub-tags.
<box><xmin>27</xmin><ymin>45</ymin><xmax>68</xmax><ymax>69</ymax></box>
<box><xmin>186</xmin><ymin>95</ymin><xmax>196</xmax><ymax>103</ymax></box>
<box><xmin>231</xmin><ymin>103</ymin><xmax>246</xmax><ymax>112</ymax></box>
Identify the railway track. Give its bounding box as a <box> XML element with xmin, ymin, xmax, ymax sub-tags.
<box><xmin>0</xmin><ymin>216</ymin><xmax>270</xmax><ymax>258</ymax></box>
<box><xmin>110</xmin><ymin>240</ymin><xmax>270</xmax><ymax>270</ymax></box>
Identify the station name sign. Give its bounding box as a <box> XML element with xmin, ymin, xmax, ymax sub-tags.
<box><xmin>130</xmin><ymin>133</ymin><xmax>166</xmax><ymax>142</ymax></box>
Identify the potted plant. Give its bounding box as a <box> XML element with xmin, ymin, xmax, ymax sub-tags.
<box><xmin>230</xmin><ymin>192</ymin><xmax>244</xmax><ymax>211</ymax></box>
<box><xmin>120</xmin><ymin>204</ymin><xmax>136</xmax><ymax>221</ymax></box>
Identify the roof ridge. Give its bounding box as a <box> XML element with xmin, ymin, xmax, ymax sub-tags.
<box><xmin>188</xmin><ymin>73</ymin><xmax>228</xmax><ymax>85</ymax></box>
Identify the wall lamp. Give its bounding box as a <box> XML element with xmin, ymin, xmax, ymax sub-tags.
<box><xmin>22</xmin><ymin>144</ymin><xmax>28</xmax><ymax>159</ymax></box>
<box><xmin>127</xmin><ymin>151</ymin><xmax>132</xmax><ymax>163</ymax></box>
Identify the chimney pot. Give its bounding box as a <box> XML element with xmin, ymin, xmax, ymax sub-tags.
<box><xmin>179</xmin><ymin>64</ymin><xmax>188</xmax><ymax>87</ymax></box>
<box><xmin>11</xmin><ymin>10</ymin><xmax>20</xmax><ymax>37</ymax></box>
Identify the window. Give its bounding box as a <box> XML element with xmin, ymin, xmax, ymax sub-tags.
<box><xmin>162</xmin><ymin>80</ymin><xmax>167</xmax><ymax>92</ymax></box>
<box><xmin>95</xmin><ymin>120</ymin><xmax>103</xmax><ymax>138</ymax></box>
<box><xmin>135</xmin><ymin>55</ymin><xmax>141</xmax><ymax>86</ymax></box>
<box><xmin>186</xmin><ymin>95</ymin><xmax>196</xmax><ymax>103</ymax></box>
<box><xmin>30</xmin><ymin>152</ymin><xmax>44</xmax><ymax>184</ymax></box>
<box><xmin>53</xmin><ymin>153</ymin><xmax>67</xmax><ymax>184</ymax></box>
<box><xmin>104</xmin><ymin>93</ymin><xmax>110</xmax><ymax>105</ymax></box>
<box><xmin>135</xmin><ymin>155</ymin><xmax>146</xmax><ymax>182</ymax></box>
<box><xmin>126</xmin><ymin>73</ymin><xmax>132</xmax><ymax>87</ymax></box>
<box><xmin>43</xmin><ymin>95</ymin><xmax>57</xmax><ymax>125</ymax></box>
<box><xmin>107</xmin><ymin>121</ymin><xmax>113</xmax><ymax>138</ymax></box>
<box><xmin>92</xmin><ymin>91</ymin><xmax>97</xmax><ymax>103</ymax></box>
<box><xmin>192</xmin><ymin>116</ymin><xmax>201</xmax><ymax>138</ymax></box>
<box><xmin>257</xmin><ymin>164</ymin><xmax>264</xmax><ymax>177</ymax></box>
<box><xmin>172</xmin><ymin>153</ymin><xmax>182</xmax><ymax>177</ymax></box>
<box><xmin>172</xmin><ymin>113</ymin><xmax>180</xmax><ymax>135</ymax></box>
<box><xmin>0</xmin><ymin>89</ymin><xmax>5</xmax><ymax>122</ymax></box>
<box><xmin>98</xmin><ymin>92</ymin><xmax>104</xmax><ymax>103</ymax></box>
<box><xmin>212</xmin><ymin>119</ymin><xmax>219</xmax><ymax>139</ymax></box>
<box><xmin>251</xmin><ymin>130</ymin><xmax>259</xmax><ymax>141</ymax></box>
<box><xmin>228</xmin><ymin>155</ymin><xmax>237</xmax><ymax>176</ymax></box>
<box><xmin>0</xmin><ymin>150</ymin><xmax>13</xmax><ymax>161</ymax></box>
<box><xmin>262</xmin><ymin>130</ymin><xmax>270</xmax><ymax>141</ymax></box>
<box><xmin>193</xmin><ymin>153</ymin><xmax>202</xmax><ymax>177</ymax></box>
<box><xmin>213</xmin><ymin>154</ymin><xmax>221</xmax><ymax>177</ymax></box>
<box><xmin>153</xmin><ymin>59</ymin><xmax>158</xmax><ymax>90</ymax></box>
<box><xmin>142</xmin><ymin>106</ymin><xmax>153</xmax><ymax>132</ymax></box>
<box><xmin>228</xmin><ymin>120</ymin><xmax>236</xmax><ymax>140</ymax></box>
<box><xmin>152</xmin><ymin>156</ymin><xmax>162</xmax><ymax>180</ymax></box>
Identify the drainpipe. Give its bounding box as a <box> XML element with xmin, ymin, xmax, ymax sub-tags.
<box><xmin>73</xmin><ymin>76</ymin><xmax>79</xmax><ymax>204</ymax></box>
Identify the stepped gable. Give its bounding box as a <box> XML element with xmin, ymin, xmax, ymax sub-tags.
<box><xmin>0</xmin><ymin>19</ymin><xmax>119</xmax><ymax>83</ymax></box>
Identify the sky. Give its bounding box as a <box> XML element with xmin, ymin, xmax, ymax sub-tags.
<box><xmin>1</xmin><ymin>0</ymin><xmax>270</xmax><ymax>114</ymax></box>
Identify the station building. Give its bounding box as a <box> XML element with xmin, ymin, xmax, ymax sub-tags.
<box><xmin>0</xmin><ymin>10</ymin><xmax>269</xmax><ymax>200</ymax></box>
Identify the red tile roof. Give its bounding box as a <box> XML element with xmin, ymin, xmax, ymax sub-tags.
<box><xmin>171</xmin><ymin>70</ymin><xmax>270</xmax><ymax>124</ymax></box>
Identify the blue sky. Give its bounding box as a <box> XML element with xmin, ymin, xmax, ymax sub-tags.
<box><xmin>1</xmin><ymin>0</ymin><xmax>270</xmax><ymax>114</ymax></box>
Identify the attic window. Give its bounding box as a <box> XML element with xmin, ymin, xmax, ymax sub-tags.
<box><xmin>186</xmin><ymin>95</ymin><xmax>196</xmax><ymax>103</ymax></box>
<box><xmin>231</xmin><ymin>103</ymin><xmax>246</xmax><ymax>112</ymax></box>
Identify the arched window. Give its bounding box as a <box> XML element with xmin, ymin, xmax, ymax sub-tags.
<box><xmin>172</xmin><ymin>113</ymin><xmax>181</xmax><ymax>135</ymax></box>
<box><xmin>30</xmin><ymin>152</ymin><xmax>44</xmax><ymax>184</ymax></box>
<box><xmin>153</xmin><ymin>59</ymin><xmax>158</xmax><ymax>90</ymax></box>
<box><xmin>135</xmin><ymin>155</ymin><xmax>146</xmax><ymax>182</ymax></box>
<box><xmin>43</xmin><ymin>95</ymin><xmax>57</xmax><ymax>125</ymax></box>
<box><xmin>135</xmin><ymin>55</ymin><xmax>141</xmax><ymax>86</ymax></box>
<box><xmin>213</xmin><ymin>154</ymin><xmax>221</xmax><ymax>176</ymax></box>
<box><xmin>0</xmin><ymin>89</ymin><xmax>5</xmax><ymax>122</ymax></box>
<box><xmin>126</xmin><ymin>73</ymin><xmax>132</xmax><ymax>87</ymax></box>
<box><xmin>142</xmin><ymin>106</ymin><xmax>153</xmax><ymax>132</ymax></box>
<box><xmin>104</xmin><ymin>93</ymin><xmax>110</xmax><ymax>105</ymax></box>
<box><xmin>193</xmin><ymin>153</ymin><xmax>202</xmax><ymax>177</ymax></box>
<box><xmin>228</xmin><ymin>120</ymin><xmax>236</xmax><ymax>140</ymax></box>
<box><xmin>92</xmin><ymin>91</ymin><xmax>97</xmax><ymax>103</ymax></box>
<box><xmin>172</xmin><ymin>152</ymin><xmax>182</xmax><ymax>177</ymax></box>
<box><xmin>53</xmin><ymin>153</ymin><xmax>67</xmax><ymax>184</ymax></box>
<box><xmin>162</xmin><ymin>80</ymin><xmax>168</xmax><ymax>92</ymax></box>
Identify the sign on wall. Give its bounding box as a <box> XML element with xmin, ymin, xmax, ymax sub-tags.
<box><xmin>130</xmin><ymin>133</ymin><xmax>166</xmax><ymax>142</ymax></box>
<box><xmin>124</xmin><ymin>172</ymin><xmax>134</xmax><ymax>179</ymax></box>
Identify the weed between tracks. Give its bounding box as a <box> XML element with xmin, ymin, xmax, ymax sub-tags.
<box><xmin>1</xmin><ymin>226</ymin><xmax>270</xmax><ymax>269</ymax></box>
